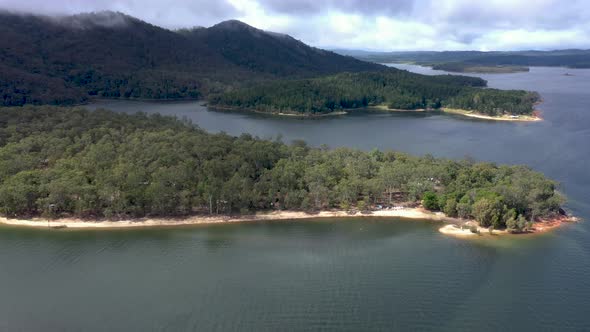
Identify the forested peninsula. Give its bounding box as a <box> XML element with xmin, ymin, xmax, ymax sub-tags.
<box><xmin>341</xmin><ymin>49</ymin><xmax>590</xmax><ymax>71</ymax></box>
<box><xmin>0</xmin><ymin>106</ymin><xmax>567</xmax><ymax>233</ymax></box>
<box><xmin>209</xmin><ymin>70</ymin><xmax>540</xmax><ymax>117</ymax></box>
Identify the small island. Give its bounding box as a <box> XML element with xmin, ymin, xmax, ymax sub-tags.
<box><xmin>0</xmin><ymin>107</ymin><xmax>570</xmax><ymax>235</ymax></box>
<box><xmin>209</xmin><ymin>70</ymin><xmax>542</xmax><ymax>121</ymax></box>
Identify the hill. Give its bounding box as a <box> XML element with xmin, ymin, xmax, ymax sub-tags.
<box><xmin>184</xmin><ymin>20</ymin><xmax>378</xmax><ymax>76</ymax></box>
<box><xmin>209</xmin><ymin>70</ymin><xmax>539</xmax><ymax>117</ymax></box>
<box><xmin>338</xmin><ymin>50</ymin><xmax>590</xmax><ymax>72</ymax></box>
<box><xmin>0</xmin><ymin>11</ymin><xmax>381</xmax><ymax>106</ymax></box>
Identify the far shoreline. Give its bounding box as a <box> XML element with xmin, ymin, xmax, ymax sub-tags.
<box><xmin>0</xmin><ymin>208</ymin><xmax>576</xmax><ymax>237</ymax></box>
<box><xmin>208</xmin><ymin>103</ymin><xmax>542</xmax><ymax>122</ymax></box>
<box><xmin>84</xmin><ymin>99</ymin><xmax>541</xmax><ymax>123</ymax></box>
<box><xmin>208</xmin><ymin>105</ymin><xmax>348</xmax><ymax>118</ymax></box>
<box><xmin>441</xmin><ymin>108</ymin><xmax>542</xmax><ymax>122</ymax></box>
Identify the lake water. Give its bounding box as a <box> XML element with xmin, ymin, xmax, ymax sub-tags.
<box><xmin>1</xmin><ymin>65</ymin><xmax>589</xmax><ymax>331</ymax></box>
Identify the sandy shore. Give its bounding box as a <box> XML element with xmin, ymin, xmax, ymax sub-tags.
<box><xmin>210</xmin><ymin>104</ymin><xmax>540</xmax><ymax>122</ymax></box>
<box><xmin>0</xmin><ymin>208</ymin><xmax>455</xmax><ymax>230</ymax></box>
<box><xmin>442</xmin><ymin>108</ymin><xmax>542</xmax><ymax>122</ymax></box>
<box><xmin>209</xmin><ymin>105</ymin><xmax>348</xmax><ymax>117</ymax></box>
<box><xmin>359</xmin><ymin>105</ymin><xmax>541</xmax><ymax>122</ymax></box>
<box><xmin>439</xmin><ymin>224</ymin><xmax>508</xmax><ymax>236</ymax></box>
<box><xmin>0</xmin><ymin>209</ymin><xmax>576</xmax><ymax>238</ymax></box>
<box><xmin>439</xmin><ymin>216</ymin><xmax>578</xmax><ymax>237</ymax></box>
<box><xmin>363</xmin><ymin>105</ymin><xmax>428</xmax><ymax>112</ymax></box>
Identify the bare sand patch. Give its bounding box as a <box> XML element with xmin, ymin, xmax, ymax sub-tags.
<box><xmin>0</xmin><ymin>208</ymin><xmax>577</xmax><ymax>239</ymax></box>
<box><xmin>0</xmin><ymin>208</ymin><xmax>449</xmax><ymax>230</ymax></box>
<box><xmin>442</xmin><ymin>108</ymin><xmax>542</xmax><ymax>122</ymax></box>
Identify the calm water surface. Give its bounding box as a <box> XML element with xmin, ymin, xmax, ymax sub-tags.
<box><xmin>1</xmin><ymin>65</ymin><xmax>589</xmax><ymax>331</ymax></box>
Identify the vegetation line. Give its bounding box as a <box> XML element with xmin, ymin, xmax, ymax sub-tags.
<box><xmin>0</xmin><ymin>209</ymin><xmax>575</xmax><ymax>235</ymax></box>
<box><xmin>0</xmin><ymin>208</ymin><xmax>458</xmax><ymax>229</ymax></box>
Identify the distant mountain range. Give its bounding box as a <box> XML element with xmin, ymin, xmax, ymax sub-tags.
<box><xmin>0</xmin><ymin>11</ymin><xmax>381</xmax><ymax>106</ymax></box>
<box><xmin>334</xmin><ymin>49</ymin><xmax>590</xmax><ymax>71</ymax></box>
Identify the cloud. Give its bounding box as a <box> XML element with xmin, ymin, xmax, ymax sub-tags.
<box><xmin>257</xmin><ymin>0</ymin><xmax>416</xmax><ymax>16</ymax></box>
<box><xmin>0</xmin><ymin>0</ymin><xmax>240</xmax><ymax>28</ymax></box>
<box><xmin>0</xmin><ymin>0</ymin><xmax>589</xmax><ymax>50</ymax></box>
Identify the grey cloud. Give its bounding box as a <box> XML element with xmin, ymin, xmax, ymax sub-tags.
<box><xmin>0</xmin><ymin>0</ymin><xmax>240</xmax><ymax>28</ymax></box>
<box><xmin>435</xmin><ymin>0</ymin><xmax>590</xmax><ymax>31</ymax></box>
<box><xmin>259</xmin><ymin>0</ymin><xmax>416</xmax><ymax>16</ymax></box>
<box><xmin>48</xmin><ymin>11</ymin><xmax>131</xmax><ymax>29</ymax></box>
<box><xmin>0</xmin><ymin>0</ymin><xmax>589</xmax><ymax>50</ymax></box>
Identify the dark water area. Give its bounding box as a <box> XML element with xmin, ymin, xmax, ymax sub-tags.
<box><xmin>1</xmin><ymin>65</ymin><xmax>589</xmax><ymax>331</ymax></box>
<box><xmin>1</xmin><ymin>219</ymin><xmax>587</xmax><ymax>331</ymax></box>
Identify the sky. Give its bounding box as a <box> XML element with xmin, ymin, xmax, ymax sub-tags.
<box><xmin>1</xmin><ymin>0</ymin><xmax>589</xmax><ymax>51</ymax></box>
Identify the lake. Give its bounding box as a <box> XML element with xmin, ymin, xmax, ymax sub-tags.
<box><xmin>1</xmin><ymin>65</ymin><xmax>589</xmax><ymax>331</ymax></box>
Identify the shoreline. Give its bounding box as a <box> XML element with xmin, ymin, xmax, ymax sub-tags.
<box><xmin>89</xmin><ymin>97</ymin><xmax>541</xmax><ymax>122</ymax></box>
<box><xmin>365</xmin><ymin>105</ymin><xmax>542</xmax><ymax>122</ymax></box>
<box><xmin>439</xmin><ymin>215</ymin><xmax>578</xmax><ymax>237</ymax></box>
<box><xmin>362</xmin><ymin>105</ymin><xmax>428</xmax><ymax>112</ymax></box>
<box><xmin>441</xmin><ymin>108</ymin><xmax>542</xmax><ymax>122</ymax></box>
<box><xmin>208</xmin><ymin>105</ymin><xmax>348</xmax><ymax>118</ymax></box>
<box><xmin>209</xmin><ymin>104</ymin><xmax>541</xmax><ymax>122</ymax></box>
<box><xmin>72</xmin><ymin>97</ymin><xmax>204</xmax><ymax>108</ymax></box>
<box><xmin>0</xmin><ymin>208</ymin><xmax>449</xmax><ymax>229</ymax></box>
<box><xmin>0</xmin><ymin>209</ymin><xmax>576</xmax><ymax>237</ymax></box>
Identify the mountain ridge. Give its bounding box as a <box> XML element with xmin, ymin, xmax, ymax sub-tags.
<box><xmin>0</xmin><ymin>11</ymin><xmax>383</xmax><ymax>106</ymax></box>
<box><xmin>336</xmin><ymin>49</ymin><xmax>590</xmax><ymax>69</ymax></box>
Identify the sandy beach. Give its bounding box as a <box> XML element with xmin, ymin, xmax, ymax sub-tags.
<box><xmin>363</xmin><ymin>105</ymin><xmax>428</xmax><ymax>112</ymax></box>
<box><xmin>208</xmin><ymin>103</ymin><xmax>542</xmax><ymax>122</ymax></box>
<box><xmin>0</xmin><ymin>208</ymin><xmax>450</xmax><ymax>229</ymax></box>
<box><xmin>0</xmin><ymin>208</ymin><xmax>576</xmax><ymax>237</ymax></box>
<box><xmin>442</xmin><ymin>108</ymin><xmax>542</xmax><ymax>122</ymax></box>
<box><xmin>360</xmin><ymin>105</ymin><xmax>541</xmax><ymax>122</ymax></box>
<box><xmin>439</xmin><ymin>215</ymin><xmax>578</xmax><ymax>237</ymax></box>
<box><xmin>438</xmin><ymin>223</ymin><xmax>508</xmax><ymax>236</ymax></box>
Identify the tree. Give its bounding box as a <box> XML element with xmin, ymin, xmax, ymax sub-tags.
<box><xmin>422</xmin><ymin>191</ymin><xmax>439</xmax><ymax>211</ymax></box>
<box><xmin>457</xmin><ymin>195</ymin><xmax>473</xmax><ymax>219</ymax></box>
<box><xmin>0</xmin><ymin>171</ymin><xmax>42</xmax><ymax>216</ymax></box>
<box><xmin>505</xmin><ymin>208</ymin><xmax>518</xmax><ymax>232</ymax></box>
<box><xmin>356</xmin><ymin>200</ymin><xmax>367</xmax><ymax>212</ymax></box>
<box><xmin>517</xmin><ymin>215</ymin><xmax>529</xmax><ymax>232</ymax></box>
<box><xmin>444</xmin><ymin>198</ymin><xmax>458</xmax><ymax>217</ymax></box>
<box><xmin>407</xmin><ymin>179</ymin><xmax>433</xmax><ymax>201</ymax></box>
<box><xmin>378</xmin><ymin>161</ymin><xmax>409</xmax><ymax>204</ymax></box>
<box><xmin>472</xmin><ymin>197</ymin><xmax>504</xmax><ymax>228</ymax></box>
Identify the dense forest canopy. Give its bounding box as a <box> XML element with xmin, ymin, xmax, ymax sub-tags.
<box><xmin>0</xmin><ymin>106</ymin><xmax>564</xmax><ymax>232</ymax></box>
<box><xmin>210</xmin><ymin>70</ymin><xmax>539</xmax><ymax>116</ymax></box>
<box><xmin>0</xmin><ymin>11</ymin><xmax>380</xmax><ymax>106</ymax></box>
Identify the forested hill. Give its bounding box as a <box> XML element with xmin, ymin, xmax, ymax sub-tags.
<box><xmin>0</xmin><ymin>11</ymin><xmax>381</xmax><ymax>106</ymax></box>
<box><xmin>210</xmin><ymin>70</ymin><xmax>540</xmax><ymax>116</ymax></box>
<box><xmin>0</xmin><ymin>106</ymin><xmax>564</xmax><ymax>232</ymax></box>
<box><xmin>182</xmin><ymin>20</ymin><xmax>379</xmax><ymax>77</ymax></box>
<box><xmin>339</xmin><ymin>50</ymin><xmax>590</xmax><ymax>69</ymax></box>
